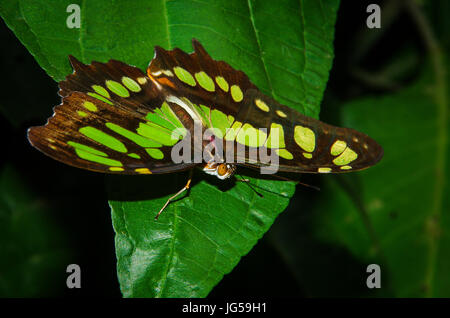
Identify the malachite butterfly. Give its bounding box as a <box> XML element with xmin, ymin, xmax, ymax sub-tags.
<box><xmin>28</xmin><ymin>39</ymin><xmax>383</xmax><ymax>217</ymax></box>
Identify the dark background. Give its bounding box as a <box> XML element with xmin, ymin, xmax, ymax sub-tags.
<box><xmin>0</xmin><ymin>0</ymin><xmax>443</xmax><ymax>297</ymax></box>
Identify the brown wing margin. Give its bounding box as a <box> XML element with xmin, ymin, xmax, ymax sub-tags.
<box><xmin>28</xmin><ymin>50</ymin><xmax>201</xmax><ymax>175</ymax></box>
<box><xmin>147</xmin><ymin>39</ymin><xmax>258</xmax><ymax>119</ymax></box>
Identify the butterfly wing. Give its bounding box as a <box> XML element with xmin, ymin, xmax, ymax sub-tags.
<box><xmin>148</xmin><ymin>39</ymin><xmax>256</xmax><ymax>119</ymax></box>
<box><xmin>147</xmin><ymin>40</ymin><xmax>383</xmax><ymax>174</ymax></box>
<box><xmin>229</xmin><ymin>89</ymin><xmax>384</xmax><ymax>174</ymax></box>
<box><xmin>28</xmin><ymin>57</ymin><xmax>197</xmax><ymax>175</ymax></box>
<box><xmin>29</xmin><ymin>40</ymin><xmax>382</xmax><ymax>175</ymax></box>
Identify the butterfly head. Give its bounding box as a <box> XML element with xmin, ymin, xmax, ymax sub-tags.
<box><xmin>203</xmin><ymin>162</ymin><xmax>236</xmax><ymax>180</ymax></box>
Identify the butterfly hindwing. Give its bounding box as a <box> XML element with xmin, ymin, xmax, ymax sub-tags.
<box><xmin>232</xmin><ymin>89</ymin><xmax>384</xmax><ymax>174</ymax></box>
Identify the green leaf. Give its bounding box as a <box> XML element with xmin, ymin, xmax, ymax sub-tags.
<box><xmin>0</xmin><ymin>165</ymin><xmax>70</xmax><ymax>297</ymax></box>
<box><xmin>1</xmin><ymin>0</ymin><xmax>339</xmax><ymax>297</ymax></box>
<box><xmin>311</xmin><ymin>62</ymin><xmax>449</xmax><ymax>296</ymax></box>
<box><xmin>108</xmin><ymin>174</ymin><xmax>296</xmax><ymax>297</ymax></box>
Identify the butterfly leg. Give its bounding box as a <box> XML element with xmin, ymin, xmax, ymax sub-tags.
<box><xmin>155</xmin><ymin>170</ymin><xmax>194</xmax><ymax>220</ymax></box>
<box><xmin>236</xmin><ymin>174</ymin><xmax>263</xmax><ymax>198</ymax></box>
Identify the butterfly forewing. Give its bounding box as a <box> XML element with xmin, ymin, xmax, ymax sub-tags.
<box><xmin>28</xmin><ymin>58</ymin><xmax>197</xmax><ymax>175</ymax></box>
<box><xmin>148</xmin><ymin>40</ymin><xmax>257</xmax><ymax>122</ymax></box>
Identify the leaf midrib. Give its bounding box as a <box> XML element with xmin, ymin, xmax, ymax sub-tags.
<box><xmin>154</xmin><ymin>0</ymin><xmax>296</xmax><ymax>297</ymax></box>
<box><xmin>246</xmin><ymin>0</ymin><xmax>275</xmax><ymax>99</ymax></box>
<box><xmin>155</xmin><ymin>0</ymin><xmax>174</xmax><ymax>297</ymax></box>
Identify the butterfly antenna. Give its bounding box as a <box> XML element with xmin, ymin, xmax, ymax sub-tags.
<box><xmin>241</xmin><ymin>164</ymin><xmax>321</xmax><ymax>192</ymax></box>
<box><xmin>237</xmin><ymin>174</ymin><xmax>264</xmax><ymax>198</ymax></box>
<box><xmin>270</xmin><ymin>173</ymin><xmax>321</xmax><ymax>191</ymax></box>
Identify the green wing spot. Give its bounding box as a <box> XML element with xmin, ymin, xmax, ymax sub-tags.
<box><xmin>106</xmin><ymin>80</ymin><xmax>130</xmax><ymax>97</ymax></box>
<box><xmin>265</xmin><ymin>123</ymin><xmax>286</xmax><ymax>149</ymax></box>
<box><xmin>225</xmin><ymin>121</ymin><xmax>243</xmax><ymax>141</ymax></box>
<box><xmin>75</xmin><ymin>148</ymin><xmax>122</xmax><ymax>167</ymax></box>
<box><xmin>195</xmin><ymin>71</ymin><xmax>215</xmax><ymax>92</ymax></box>
<box><xmin>87</xmin><ymin>92</ymin><xmax>113</xmax><ymax>105</ymax></box>
<box><xmin>236</xmin><ymin>123</ymin><xmax>267</xmax><ymax>147</ymax></box>
<box><xmin>255</xmin><ymin>99</ymin><xmax>270</xmax><ymax>112</ymax></box>
<box><xmin>105</xmin><ymin>122</ymin><xmax>162</xmax><ymax>148</ymax></box>
<box><xmin>128</xmin><ymin>153</ymin><xmax>141</xmax><ymax>159</ymax></box>
<box><xmin>194</xmin><ymin>103</ymin><xmax>233</xmax><ymax>137</ymax></box>
<box><xmin>92</xmin><ymin>85</ymin><xmax>110</xmax><ymax>98</ymax></box>
<box><xmin>276</xmin><ymin>110</ymin><xmax>287</xmax><ymax>118</ymax></box>
<box><xmin>67</xmin><ymin>141</ymin><xmax>107</xmax><ymax>157</ymax></box>
<box><xmin>121</xmin><ymin>77</ymin><xmax>141</xmax><ymax>93</ymax></box>
<box><xmin>173</xmin><ymin>66</ymin><xmax>196</xmax><ymax>86</ymax></box>
<box><xmin>331</xmin><ymin>140</ymin><xmax>347</xmax><ymax>156</ymax></box>
<box><xmin>77</xmin><ymin>111</ymin><xmax>88</xmax><ymax>117</ymax></box>
<box><xmin>146</xmin><ymin>102</ymin><xmax>185</xmax><ymax>131</ymax></box>
<box><xmin>79</xmin><ymin>126</ymin><xmax>127</xmax><ymax>153</ymax></box>
<box><xmin>210</xmin><ymin>108</ymin><xmax>234</xmax><ymax>137</ymax></box>
<box><xmin>109</xmin><ymin>167</ymin><xmax>124</xmax><ymax>172</ymax></box>
<box><xmin>160</xmin><ymin>102</ymin><xmax>185</xmax><ymax>129</ymax></box>
<box><xmin>137</xmin><ymin>122</ymin><xmax>183</xmax><ymax>146</ymax></box>
<box><xmin>83</xmin><ymin>101</ymin><xmax>98</xmax><ymax>112</ymax></box>
<box><xmin>146</xmin><ymin>148</ymin><xmax>164</xmax><ymax>160</ymax></box>
<box><xmin>231</xmin><ymin>85</ymin><xmax>243</xmax><ymax>102</ymax></box>
<box><xmin>294</xmin><ymin>125</ymin><xmax>316</xmax><ymax>152</ymax></box>
<box><xmin>333</xmin><ymin>147</ymin><xmax>358</xmax><ymax>166</ymax></box>
<box><xmin>303</xmin><ymin>153</ymin><xmax>313</xmax><ymax>159</ymax></box>
<box><xmin>145</xmin><ymin>112</ymin><xmax>175</xmax><ymax>131</ymax></box>
<box><xmin>215</xmin><ymin>76</ymin><xmax>229</xmax><ymax>92</ymax></box>
<box><xmin>192</xmin><ymin>103</ymin><xmax>210</xmax><ymax>126</ymax></box>
<box><xmin>276</xmin><ymin>149</ymin><xmax>293</xmax><ymax>160</ymax></box>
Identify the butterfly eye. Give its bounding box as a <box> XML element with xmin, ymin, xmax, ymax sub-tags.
<box><xmin>217</xmin><ymin>164</ymin><xmax>228</xmax><ymax>176</ymax></box>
